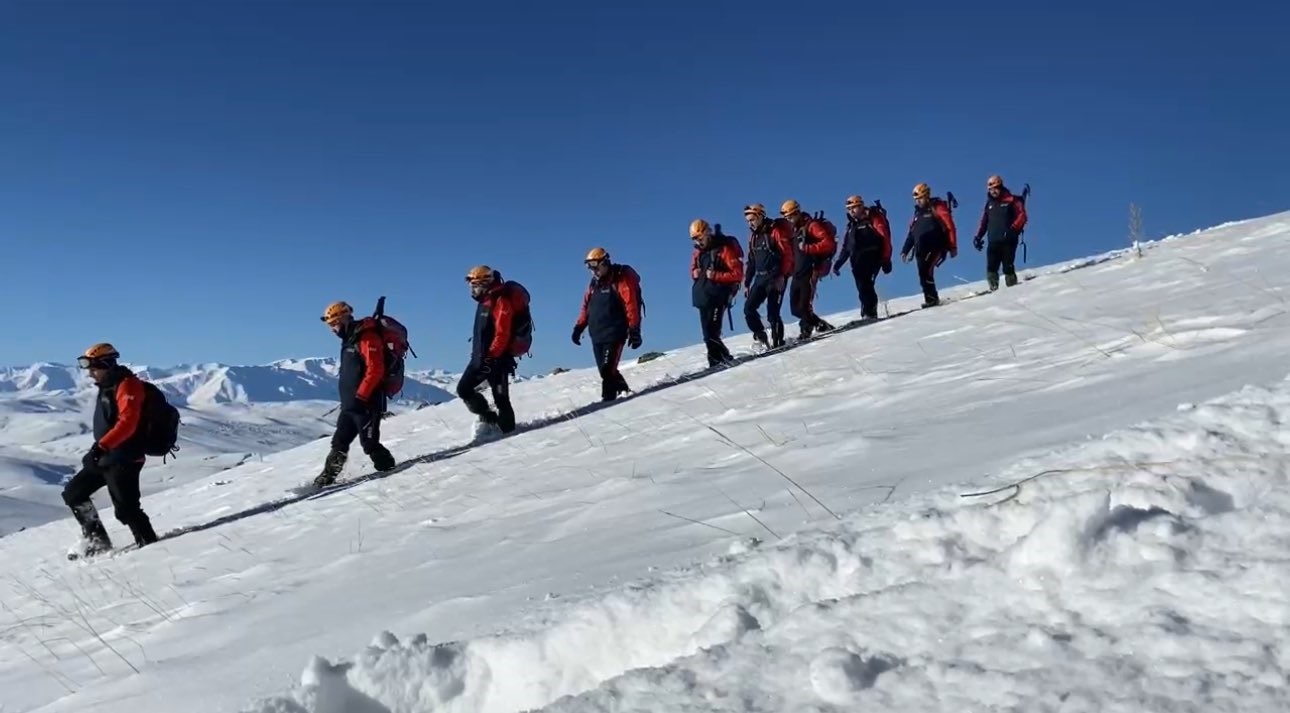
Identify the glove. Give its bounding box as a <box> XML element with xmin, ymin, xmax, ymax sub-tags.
<box><xmin>82</xmin><ymin>442</ymin><xmax>104</xmax><ymax>469</ymax></box>
<box><xmin>832</xmin><ymin>264</ymin><xmax>842</xmax><ymax>277</ymax></box>
<box><xmin>973</xmin><ymin>236</ymin><xmax>984</xmax><ymax>251</ymax></box>
<box><xmin>571</xmin><ymin>324</ymin><xmax>585</xmax><ymax>346</ymax></box>
<box><xmin>773</xmin><ymin>276</ymin><xmax>786</xmax><ymax>293</ymax></box>
<box><xmin>627</xmin><ymin>327</ymin><xmax>642</xmax><ymax>350</ymax></box>
<box><xmin>882</xmin><ymin>260</ymin><xmax>892</xmax><ymax>274</ymax></box>
<box><xmin>949</xmin><ymin>247</ymin><xmax>958</xmax><ymax>259</ymax></box>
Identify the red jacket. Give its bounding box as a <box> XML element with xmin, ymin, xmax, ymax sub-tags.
<box><xmin>690</xmin><ymin>239</ymin><xmax>744</xmax><ymax>285</ymax></box>
<box><xmin>473</xmin><ymin>282</ymin><xmax>529</xmax><ymax>360</ymax></box>
<box><xmin>794</xmin><ymin>218</ymin><xmax>838</xmax><ymax>276</ymax></box>
<box><xmin>770</xmin><ymin>218</ymin><xmax>795</xmax><ymax>278</ymax></box>
<box><xmin>576</xmin><ymin>264</ymin><xmax>643</xmax><ymax>341</ymax></box>
<box><xmin>974</xmin><ymin>191</ymin><xmax>1028</xmax><ymax>241</ymax></box>
<box><xmin>353</xmin><ymin>320</ymin><xmax>387</xmax><ymax>402</ymax></box>
<box><xmin>96</xmin><ymin>375</ymin><xmax>145</xmax><ymax>451</ymax></box>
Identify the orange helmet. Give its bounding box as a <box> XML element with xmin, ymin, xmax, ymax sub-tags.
<box><xmin>987</xmin><ymin>174</ymin><xmax>1004</xmax><ymax>189</ymax></box>
<box><xmin>844</xmin><ymin>195</ymin><xmax>864</xmax><ymax>209</ymax></box>
<box><xmin>585</xmin><ymin>247</ymin><xmax>610</xmax><ymax>263</ymax></box>
<box><xmin>77</xmin><ymin>342</ymin><xmax>120</xmax><ymax>369</ymax></box>
<box><xmin>320</xmin><ymin>301</ymin><xmax>353</xmax><ymax>327</ymax></box>
<box><xmin>743</xmin><ymin>203</ymin><xmax>766</xmax><ymax>218</ymax></box>
<box><xmin>779</xmin><ymin>199</ymin><xmax>801</xmax><ymax>217</ymax></box>
<box><xmin>912</xmin><ymin>183</ymin><xmax>931</xmax><ymax>200</ymax></box>
<box><xmin>465</xmin><ymin>265</ymin><xmax>495</xmax><ymax>285</ymax></box>
<box><xmin>689</xmin><ymin>218</ymin><xmax>712</xmax><ymax>239</ymax></box>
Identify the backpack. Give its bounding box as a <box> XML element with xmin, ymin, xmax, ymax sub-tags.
<box><xmin>612</xmin><ymin>264</ymin><xmax>646</xmax><ymax>320</ymax></box>
<box><xmin>808</xmin><ymin>210</ymin><xmax>839</xmax><ymax>277</ymax></box>
<box><xmin>366</xmin><ymin>296</ymin><xmax>418</xmax><ymax>398</ymax></box>
<box><xmin>502</xmin><ymin>281</ymin><xmax>534</xmax><ymax>357</ymax></box>
<box><xmin>712</xmin><ymin>224</ymin><xmax>744</xmax><ymax>305</ymax></box>
<box><xmin>139</xmin><ymin>381</ymin><xmax>181</xmax><ymax>460</ymax></box>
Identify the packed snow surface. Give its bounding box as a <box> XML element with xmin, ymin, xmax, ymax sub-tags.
<box><xmin>1</xmin><ymin>211</ymin><xmax>1289</xmax><ymax>712</ymax></box>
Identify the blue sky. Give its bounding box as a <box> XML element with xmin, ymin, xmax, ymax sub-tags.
<box><xmin>2</xmin><ymin>0</ymin><xmax>1287</xmax><ymax>376</ymax></box>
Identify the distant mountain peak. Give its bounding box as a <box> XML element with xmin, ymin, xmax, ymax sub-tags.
<box><xmin>0</xmin><ymin>357</ymin><xmax>457</xmax><ymax>406</ymax></box>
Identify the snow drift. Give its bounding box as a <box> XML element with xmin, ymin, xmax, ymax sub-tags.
<box><xmin>243</xmin><ymin>376</ymin><xmax>1290</xmax><ymax>713</ymax></box>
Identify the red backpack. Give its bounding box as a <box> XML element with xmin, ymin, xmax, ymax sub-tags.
<box><xmin>364</xmin><ymin>296</ymin><xmax>417</xmax><ymax>398</ymax></box>
<box><xmin>501</xmin><ymin>281</ymin><xmax>534</xmax><ymax>357</ymax></box>
<box><xmin>807</xmin><ymin>211</ymin><xmax>839</xmax><ymax>277</ymax></box>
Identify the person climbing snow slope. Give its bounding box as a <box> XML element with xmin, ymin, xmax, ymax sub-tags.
<box><xmin>833</xmin><ymin>194</ymin><xmax>893</xmax><ymax>320</ymax></box>
<box><xmin>741</xmin><ymin>202</ymin><xmax>794</xmax><ymax>349</ymax></box>
<box><xmin>689</xmin><ymin>218</ymin><xmax>743</xmax><ymax>367</ymax></box>
<box><xmin>572</xmin><ymin>246</ymin><xmax>644</xmax><ymax>401</ymax></box>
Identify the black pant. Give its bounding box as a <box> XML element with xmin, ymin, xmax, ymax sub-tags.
<box><xmin>848</xmin><ymin>252</ymin><xmax>884</xmax><ymax>318</ymax></box>
<box><xmin>743</xmin><ymin>277</ymin><xmax>785</xmax><ymax>345</ymax></box>
<box><xmin>698</xmin><ymin>304</ymin><xmax>732</xmax><ymax>366</ymax></box>
<box><xmin>457</xmin><ymin>357</ymin><xmax>517</xmax><ymax>432</ymax></box>
<box><xmin>592</xmin><ymin>339</ymin><xmax>629</xmax><ymax>400</ymax></box>
<box><xmin>789</xmin><ymin>272</ymin><xmax>829</xmax><ymax>334</ymax></box>
<box><xmin>916</xmin><ymin>251</ymin><xmax>941</xmax><ymax>304</ymax></box>
<box><xmin>62</xmin><ymin>459</ymin><xmax>157</xmax><ymax>545</ymax></box>
<box><xmin>986</xmin><ymin>238</ymin><xmax>1019</xmax><ymax>285</ymax></box>
<box><xmin>332</xmin><ymin>402</ymin><xmax>384</xmax><ymax>454</ymax></box>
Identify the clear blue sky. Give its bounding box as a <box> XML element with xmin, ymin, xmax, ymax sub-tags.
<box><xmin>3</xmin><ymin>0</ymin><xmax>1288</xmax><ymax>375</ymax></box>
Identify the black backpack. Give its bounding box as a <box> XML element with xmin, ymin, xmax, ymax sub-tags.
<box><xmin>139</xmin><ymin>381</ymin><xmax>181</xmax><ymax>460</ymax></box>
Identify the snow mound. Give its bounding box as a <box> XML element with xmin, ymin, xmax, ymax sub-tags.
<box><xmin>244</xmin><ymin>376</ymin><xmax>1290</xmax><ymax>712</ymax></box>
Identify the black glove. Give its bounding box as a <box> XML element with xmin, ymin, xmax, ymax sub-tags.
<box><xmin>82</xmin><ymin>443</ymin><xmax>104</xmax><ymax>469</ymax></box>
<box><xmin>571</xmin><ymin>324</ymin><xmax>585</xmax><ymax>346</ymax></box>
<box><xmin>973</xmin><ymin>236</ymin><xmax>984</xmax><ymax>251</ymax></box>
<box><xmin>627</xmin><ymin>327</ymin><xmax>642</xmax><ymax>350</ymax></box>
<box><xmin>832</xmin><ymin>263</ymin><xmax>843</xmax><ymax>277</ymax></box>
<box><xmin>882</xmin><ymin>260</ymin><xmax>892</xmax><ymax>274</ymax></box>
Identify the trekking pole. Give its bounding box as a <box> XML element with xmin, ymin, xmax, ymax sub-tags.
<box><xmin>1019</xmin><ymin>183</ymin><xmax>1031</xmax><ymax>263</ymax></box>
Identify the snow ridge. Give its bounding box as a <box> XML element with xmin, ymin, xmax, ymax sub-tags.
<box><xmin>246</xmin><ymin>377</ymin><xmax>1290</xmax><ymax>712</ymax></box>
<box><xmin>0</xmin><ymin>358</ymin><xmax>456</xmax><ymax>406</ymax></box>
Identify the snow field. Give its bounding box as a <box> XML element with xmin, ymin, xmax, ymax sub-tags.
<box><xmin>1</xmin><ymin>210</ymin><xmax>1289</xmax><ymax>713</ymax></box>
<box><xmin>251</xmin><ymin>376</ymin><xmax>1290</xmax><ymax>713</ymax></box>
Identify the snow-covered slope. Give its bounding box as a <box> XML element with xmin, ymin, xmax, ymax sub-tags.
<box><xmin>0</xmin><ymin>358</ymin><xmax>457</xmax><ymax>537</ymax></box>
<box><xmin>1</xmin><ymin>211</ymin><xmax>1288</xmax><ymax>713</ymax></box>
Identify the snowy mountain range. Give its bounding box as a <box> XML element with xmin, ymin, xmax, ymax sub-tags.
<box><xmin>0</xmin><ymin>357</ymin><xmax>459</xmax><ymax>404</ymax></box>
<box><xmin>0</xmin><ymin>356</ymin><xmax>465</xmax><ymax>537</ymax></box>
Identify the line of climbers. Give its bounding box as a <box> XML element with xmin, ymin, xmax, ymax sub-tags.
<box><xmin>688</xmin><ymin>176</ymin><xmax>1028</xmax><ymax>366</ymax></box>
<box><xmin>61</xmin><ymin>175</ymin><xmax>1027</xmax><ymax>557</ymax></box>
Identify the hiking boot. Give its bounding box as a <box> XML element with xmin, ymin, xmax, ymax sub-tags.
<box><xmin>314</xmin><ymin>449</ymin><xmax>347</xmax><ymax>487</ymax></box>
<box><xmin>987</xmin><ymin>271</ymin><xmax>999</xmax><ymax>291</ymax></box>
<box><xmin>128</xmin><ymin>517</ymin><xmax>159</xmax><ymax>547</ymax></box>
<box><xmin>752</xmin><ymin>332</ymin><xmax>769</xmax><ymax>351</ymax></box>
<box><xmin>1004</xmin><ymin>271</ymin><xmax>1018</xmax><ymax>287</ymax></box>
<box><xmin>816</xmin><ymin>319</ymin><xmax>835</xmax><ymax>332</ymax></box>
<box><xmin>770</xmin><ymin>322</ymin><xmax>785</xmax><ymax>348</ymax></box>
<box><xmin>368</xmin><ymin>444</ymin><xmax>396</xmax><ymax>472</ymax></box>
